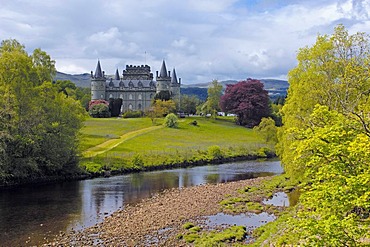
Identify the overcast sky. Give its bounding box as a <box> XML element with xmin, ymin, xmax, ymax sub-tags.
<box><xmin>1</xmin><ymin>0</ymin><xmax>370</xmax><ymax>84</ymax></box>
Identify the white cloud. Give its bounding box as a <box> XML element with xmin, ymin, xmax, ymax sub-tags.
<box><xmin>1</xmin><ymin>0</ymin><xmax>369</xmax><ymax>83</ymax></box>
<box><xmin>57</xmin><ymin>62</ymin><xmax>88</xmax><ymax>75</ymax></box>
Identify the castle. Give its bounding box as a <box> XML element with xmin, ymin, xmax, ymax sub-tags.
<box><xmin>91</xmin><ymin>60</ymin><xmax>181</xmax><ymax>112</ymax></box>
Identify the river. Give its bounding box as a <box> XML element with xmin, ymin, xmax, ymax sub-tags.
<box><xmin>0</xmin><ymin>159</ymin><xmax>282</xmax><ymax>246</ymax></box>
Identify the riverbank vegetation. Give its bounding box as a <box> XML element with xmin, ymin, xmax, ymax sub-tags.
<box><xmin>249</xmin><ymin>24</ymin><xmax>370</xmax><ymax>246</ymax></box>
<box><xmin>79</xmin><ymin>116</ymin><xmax>274</xmax><ymax>175</ymax></box>
<box><xmin>0</xmin><ymin>39</ymin><xmax>86</xmax><ymax>186</ymax></box>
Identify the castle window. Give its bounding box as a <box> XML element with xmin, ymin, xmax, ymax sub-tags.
<box><xmin>150</xmin><ymin>93</ymin><xmax>153</xmax><ymax>99</ymax></box>
<box><xmin>138</xmin><ymin>103</ymin><xmax>142</xmax><ymax>110</ymax></box>
<box><xmin>100</xmin><ymin>94</ymin><xmax>104</xmax><ymax>99</ymax></box>
<box><xmin>138</xmin><ymin>81</ymin><xmax>143</xmax><ymax>88</ymax></box>
<box><xmin>129</xmin><ymin>94</ymin><xmax>133</xmax><ymax>100</ymax></box>
<box><xmin>129</xmin><ymin>81</ymin><xmax>134</xmax><ymax>89</ymax></box>
<box><xmin>138</xmin><ymin>94</ymin><xmax>142</xmax><ymax>100</ymax></box>
<box><xmin>128</xmin><ymin>104</ymin><xmax>133</xmax><ymax>110</ymax></box>
<box><xmin>109</xmin><ymin>94</ymin><xmax>113</xmax><ymax>99</ymax></box>
<box><xmin>120</xmin><ymin>94</ymin><xmax>124</xmax><ymax>99</ymax></box>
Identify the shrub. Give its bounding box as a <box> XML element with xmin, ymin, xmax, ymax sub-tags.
<box><xmin>88</xmin><ymin>99</ymin><xmax>109</xmax><ymax>109</ymax></box>
<box><xmin>257</xmin><ymin>147</ymin><xmax>272</xmax><ymax>158</ymax></box>
<box><xmin>207</xmin><ymin>145</ymin><xmax>222</xmax><ymax>159</ymax></box>
<box><xmin>89</xmin><ymin>103</ymin><xmax>111</xmax><ymax>118</ymax></box>
<box><xmin>164</xmin><ymin>113</ymin><xmax>178</xmax><ymax>128</ymax></box>
<box><xmin>190</xmin><ymin>120</ymin><xmax>198</xmax><ymax>126</ymax></box>
<box><xmin>122</xmin><ymin>111</ymin><xmax>143</xmax><ymax>118</ymax></box>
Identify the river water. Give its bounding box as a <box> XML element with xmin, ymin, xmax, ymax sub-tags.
<box><xmin>0</xmin><ymin>159</ymin><xmax>282</xmax><ymax>246</ymax></box>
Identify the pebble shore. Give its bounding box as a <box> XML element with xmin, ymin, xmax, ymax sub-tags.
<box><xmin>44</xmin><ymin>177</ymin><xmax>270</xmax><ymax>246</ymax></box>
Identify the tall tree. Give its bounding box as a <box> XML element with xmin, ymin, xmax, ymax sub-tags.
<box><xmin>32</xmin><ymin>48</ymin><xmax>56</xmax><ymax>84</ymax></box>
<box><xmin>220</xmin><ymin>78</ymin><xmax>270</xmax><ymax>127</ymax></box>
<box><xmin>278</xmin><ymin>24</ymin><xmax>370</xmax><ymax>177</ymax></box>
<box><xmin>258</xmin><ymin>25</ymin><xmax>370</xmax><ymax>246</ymax></box>
<box><xmin>0</xmin><ymin>39</ymin><xmax>85</xmax><ymax>185</ymax></box>
<box><xmin>203</xmin><ymin>79</ymin><xmax>223</xmax><ymax>118</ymax></box>
<box><xmin>177</xmin><ymin>95</ymin><xmax>201</xmax><ymax>115</ymax></box>
<box><xmin>146</xmin><ymin>99</ymin><xmax>176</xmax><ymax>124</ymax></box>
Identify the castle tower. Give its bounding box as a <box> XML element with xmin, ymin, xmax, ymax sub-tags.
<box><xmin>91</xmin><ymin>60</ymin><xmax>106</xmax><ymax>100</ymax></box>
<box><xmin>156</xmin><ymin>60</ymin><xmax>171</xmax><ymax>93</ymax></box>
<box><xmin>170</xmin><ymin>68</ymin><xmax>181</xmax><ymax>99</ymax></box>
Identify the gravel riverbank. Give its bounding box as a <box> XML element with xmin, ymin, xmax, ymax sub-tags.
<box><xmin>44</xmin><ymin>176</ymin><xmax>271</xmax><ymax>246</ymax></box>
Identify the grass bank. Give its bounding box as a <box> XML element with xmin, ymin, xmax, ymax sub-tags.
<box><xmin>78</xmin><ymin>116</ymin><xmax>275</xmax><ymax>175</ymax></box>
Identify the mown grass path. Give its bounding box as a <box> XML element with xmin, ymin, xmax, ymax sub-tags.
<box><xmin>82</xmin><ymin>125</ymin><xmax>163</xmax><ymax>158</ymax></box>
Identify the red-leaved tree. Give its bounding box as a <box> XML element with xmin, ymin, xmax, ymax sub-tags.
<box><xmin>220</xmin><ymin>78</ymin><xmax>270</xmax><ymax>127</ymax></box>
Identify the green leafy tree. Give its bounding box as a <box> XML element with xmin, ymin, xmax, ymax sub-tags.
<box><xmin>267</xmin><ymin>106</ymin><xmax>370</xmax><ymax>246</ymax></box>
<box><xmin>176</xmin><ymin>94</ymin><xmax>201</xmax><ymax>115</ymax></box>
<box><xmin>259</xmin><ymin>25</ymin><xmax>370</xmax><ymax>246</ymax></box>
<box><xmin>154</xmin><ymin>90</ymin><xmax>171</xmax><ymax>101</ymax></box>
<box><xmin>0</xmin><ymin>39</ymin><xmax>85</xmax><ymax>184</ymax></box>
<box><xmin>253</xmin><ymin>117</ymin><xmax>278</xmax><ymax>144</ymax></box>
<box><xmin>54</xmin><ymin>80</ymin><xmax>77</xmax><ymax>96</ymax></box>
<box><xmin>146</xmin><ymin>99</ymin><xmax>176</xmax><ymax>124</ymax></box>
<box><xmin>203</xmin><ymin>79</ymin><xmax>223</xmax><ymax>118</ymax></box>
<box><xmin>32</xmin><ymin>48</ymin><xmax>56</xmax><ymax>84</ymax></box>
<box><xmin>278</xmin><ymin>24</ymin><xmax>370</xmax><ymax>177</ymax></box>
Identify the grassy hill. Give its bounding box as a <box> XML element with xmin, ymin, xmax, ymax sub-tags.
<box><xmin>79</xmin><ymin>117</ymin><xmax>272</xmax><ymax>174</ymax></box>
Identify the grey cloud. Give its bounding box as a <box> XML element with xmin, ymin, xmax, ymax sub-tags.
<box><xmin>0</xmin><ymin>0</ymin><xmax>369</xmax><ymax>83</ymax></box>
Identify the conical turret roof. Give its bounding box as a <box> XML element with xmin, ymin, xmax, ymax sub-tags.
<box><xmin>115</xmin><ymin>68</ymin><xmax>120</xmax><ymax>80</ymax></box>
<box><xmin>171</xmin><ymin>68</ymin><xmax>178</xmax><ymax>84</ymax></box>
<box><xmin>94</xmin><ymin>60</ymin><xmax>103</xmax><ymax>78</ymax></box>
<box><xmin>159</xmin><ymin>60</ymin><xmax>168</xmax><ymax>78</ymax></box>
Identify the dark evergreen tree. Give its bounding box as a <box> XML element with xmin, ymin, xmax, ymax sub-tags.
<box><xmin>109</xmin><ymin>98</ymin><xmax>123</xmax><ymax>117</ymax></box>
<box><xmin>154</xmin><ymin>90</ymin><xmax>171</xmax><ymax>101</ymax></box>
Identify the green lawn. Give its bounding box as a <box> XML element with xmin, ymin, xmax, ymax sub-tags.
<box><xmin>109</xmin><ymin>117</ymin><xmax>262</xmax><ymax>153</ymax></box>
<box><xmin>79</xmin><ymin>117</ymin><xmax>155</xmax><ymax>151</ymax></box>
<box><xmin>79</xmin><ymin>116</ymin><xmax>271</xmax><ymax>173</ymax></box>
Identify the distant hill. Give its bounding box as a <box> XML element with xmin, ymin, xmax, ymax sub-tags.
<box><xmin>54</xmin><ymin>71</ymin><xmax>288</xmax><ymax>100</ymax></box>
<box><xmin>180</xmin><ymin>87</ymin><xmax>208</xmax><ymax>101</ymax></box>
<box><xmin>184</xmin><ymin>79</ymin><xmax>288</xmax><ymax>90</ymax></box>
<box><xmin>54</xmin><ymin>71</ymin><xmax>91</xmax><ymax>88</ymax></box>
<box><xmin>182</xmin><ymin>79</ymin><xmax>289</xmax><ymax>101</ymax></box>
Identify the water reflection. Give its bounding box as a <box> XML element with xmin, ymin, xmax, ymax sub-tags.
<box><xmin>0</xmin><ymin>160</ymin><xmax>282</xmax><ymax>246</ymax></box>
<box><xmin>263</xmin><ymin>192</ymin><xmax>290</xmax><ymax>207</ymax></box>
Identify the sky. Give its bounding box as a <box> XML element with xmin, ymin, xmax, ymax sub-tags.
<box><xmin>1</xmin><ymin>0</ymin><xmax>370</xmax><ymax>84</ymax></box>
